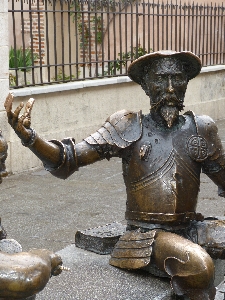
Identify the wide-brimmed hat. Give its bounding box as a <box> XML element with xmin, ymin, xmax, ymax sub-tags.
<box><xmin>128</xmin><ymin>50</ymin><xmax>202</xmax><ymax>85</ymax></box>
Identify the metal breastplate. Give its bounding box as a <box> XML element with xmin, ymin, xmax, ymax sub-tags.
<box><xmin>123</xmin><ymin>114</ymin><xmax>202</xmax><ymax>225</ymax></box>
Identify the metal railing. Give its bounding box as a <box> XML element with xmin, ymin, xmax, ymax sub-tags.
<box><xmin>8</xmin><ymin>0</ymin><xmax>225</xmax><ymax>88</ymax></box>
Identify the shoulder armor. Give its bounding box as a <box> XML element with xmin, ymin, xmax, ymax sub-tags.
<box><xmin>184</xmin><ymin>110</ymin><xmax>218</xmax><ymax>158</ymax></box>
<box><xmin>106</xmin><ymin>109</ymin><xmax>142</xmax><ymax>142</ymax></box>
<box><xmin>84</xmin><ymin>110</ymin><xmax>142</xmax><ymax>148</ymax></box>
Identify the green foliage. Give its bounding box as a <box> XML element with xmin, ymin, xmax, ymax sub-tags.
<box><xmin>107</xmin><ymin>46</ymin><xmax>151</xmax><ymax>75</ymax></box>
<box><xmin>52</xmin><ymin>68</ymin><xmax>78</xmax><ymax>82</ymax></box>
<box><xmin>70</xmin><ymin>2</ymin><xmax>104</xmax><ymax>50</ymax></box>
<box><xmin>91</xmin><ymin>16</ymin><xmax>103</xmax><ymax>44</ymax></box>
<box><xmin>9</xmin><ymin>46</ymin><xmax>38</xmax><ymax>72</ymax></box>
<box><xmin>70</xmin><ymin>2</ymin><xmax>91</xmax><ymax>50</ymax></box>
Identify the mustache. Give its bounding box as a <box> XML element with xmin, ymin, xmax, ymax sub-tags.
<box><xmin>151</xmin><ymin>93</ymin><xmax>184</xmax><ymax>111</ymax></box>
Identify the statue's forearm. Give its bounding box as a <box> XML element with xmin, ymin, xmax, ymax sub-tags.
<box><xmin>28</xmin><ymin>134</ymin><xmax>63</xmax><ymax>169</ymax></box>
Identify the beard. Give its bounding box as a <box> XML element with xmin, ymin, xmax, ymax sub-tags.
<box><xmin>150</xmin><ymin>93</ymin><xmax>183</xmax><ymax>128</ymax></box>
<box><xmin>160</xmin><ymin>105</ymin><xmax>179</xmax><ymax>128</ymax></box>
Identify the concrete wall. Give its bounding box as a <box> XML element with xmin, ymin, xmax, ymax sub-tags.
<box><xmin>5</xmin><ymin>65</ymin><xmax>225</xmax><ymax>174</ymax></box>
<box><xmin>0</xmin><ymin>1</ymin><xmax>10</xmax><ymax>155</ymax></box>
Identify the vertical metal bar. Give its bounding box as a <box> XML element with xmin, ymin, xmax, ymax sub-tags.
<box><xmin>67</xmin><ymin>1</ymin><xmax>72</xmax><ymax>80</ymax></box>
<box><xmin>119</xmin><ymin>0</ymin><xmax>122</xmax><ymax>74</ymax></box>
<box><xmin>223</xmin><ymin>3</ymin><xmax>225</xmax><ymax>64</ymax></box>
<box><xmin>147</xmin><ymin>0</ymin><xmax>151</xmax><ymax>52</ymax></box>
<box><xmin>207</xmin><ymin>3</ymin><xmax>210</xmax><ymax>65</ymax></box>
<box><xmin>166</xmin><ymin>0</ymin><xmax>169</xmax><ymax>49</ymax></box>
<box><xmin>213</xmin><ymin>4</ymin><xmax>217</xmax><ymax>65</ymax></box>
<box><xmin>101</xmin><ymin>0</ymin><xmax>104</xmax><ymax>77</ymax></box>
<box><xmin>74</xmin><ymin>0</ymin><xmax>80</xmax><ymax>79</ymax></box>
<box><xmin>125</xmin><ymin>0</ymin><xmax>128</xmax><ymax>72</ymax></box>
<box><xmin>113</xmin><ymin>0</ymin><xmax>116</xmax><ymax>74</ymax></box>
<box><xmin>183</xmin><ymin>3</ymin><xmax>186</xmax><ymax>51</ymax></box>
<box><xmin>187</xmin><ymin>4</ymin><xmax>190</xmax><ymax>51</ymax></box>
<box><xmin>175</xmin><ymin>0</ymin><xmax>178</xmax><ymax>50</ymax></box>
<box><xmin>152</xmin><ymin>0</ymin><xmax>155</xmax><ymax>51</ymax></box>
<box><xmin>162</xmin><ymin>1</ymin><xmax>164</xmax><ymax>50</ymax></box>
<box><xmin>210</xmin><ymin>2</ymin><xmax>213</xmax><ymax>65</ymax></box>
<box><xmin>87</xmin><ymin>1</ymin><xmax>91</xmax><ymax>78</ymax></box>
<box><xmin>195</xmin><ymin>3</ymin><xmax>198</xmax><ymax>55</ymax></box>
<box><xmin>198</xmin><ymin>5</ymin><xmax>203</xmax><ymax>60</ymax></box>
<box><xmin>143</xmin><ymin>0</ymin><xmax>146</xmax><ymax>53</ymax></box>
<box><xmin>60</xmin><ymin>1</ymin><xmax>65</xmax><ymax>81</ymax></box>
<box><xmin>217</xmin><ymin>5</ymin><xmax>221</xmax><ymax>64</ymax></box>
<box><xmin>20</xmin><ymin>0</ymin><xmax>27</xmax><ymax>85</ymax></box>
<box><xmin>191</xmin><ymin>2</ymin><xmax>195</xmax><ymax>52</ymax></box>
<box><xmin>45</xmin><ymin>0</ymin><xmax>50</xmax><ymax>83</ymax></box>
<box><xmin>95</xmin><ymin>1</ymin><xmax>99</xmax><ymax>78</ymax></box>
<box><xmin>37</xmin><ymin>0</ymin><xmax>43</xmax><ymax>83</ymax></box>
<box><xmin>157</xmin><ymin>0</ymin><xmax>159</xmax><ymax>51</ymax></box>
<box><xmin>201</xmin><ymin>3</ymin><xmax>206</xmax><ymax>66</ymax></box>
<box><xmin>80</xmin><ymin>1</ymin><xmax>85</xmax><ymax>79</ymax></box>
<box><xmin>130</xmin><ymin>0</ymin><xmax>134</xmax><ymax>61</ymax></box>
<box><xmin>29</xmin><ymin>0</ymin><xmax>35</xmax><ymax>85</ymax></box>
<box><xmin>219</xmin><ymin>4</ymin><xmax>224</xmax><ymax>64</ymax></box>
<box><xmin>53</xmin><ymin>0</ymin><xmax>57</xmax><ymax>81</ymax></box>
<box><xmin>179</xmin><ymin>0</ymin><xmax>182</xmax><ymax>51</ymax></box>
<box><xmin>135</xmin><ymin>0</ymin><xmax>139</xmax><ymax>57</ymax></box>
<box><xmin>170</xmin><ymin>0</ymin><xmax>173</xmax><ymax>50</ymax></box>
<box><xmin>106</xmin><ymin>0</ymin><xmax>110</xmax><ymax>75</ymax></box>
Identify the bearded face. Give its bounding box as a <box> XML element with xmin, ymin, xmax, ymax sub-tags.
<box><xmin>143</xmin><ymin>58</ymin><xmax>188</xmax><ymax>127</ymax></box>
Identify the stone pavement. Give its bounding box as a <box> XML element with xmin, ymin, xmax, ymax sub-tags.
<box><xmin>0</xmin><ymin>119</ymin><xmax>225</xmax><ymax>299</ymax></box>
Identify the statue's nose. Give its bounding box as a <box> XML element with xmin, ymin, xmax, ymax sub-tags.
<box><xmin>167</xmin><ymin>77</ymin><xmax>174</xmax><ymax>93</ymax></box>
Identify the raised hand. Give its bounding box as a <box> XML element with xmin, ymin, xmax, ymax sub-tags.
<box><xmin>4</xmin><ymin>93</ymin><xmax>35</xmax><ymax>144</ymax></box>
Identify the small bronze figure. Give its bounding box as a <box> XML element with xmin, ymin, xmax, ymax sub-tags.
<box><xmin>0</xmin><ymin>131</ymin><xmax>63</xmax><ymax>299</ymax></box>
<box><xmin>5</xmin><ymin>50</ymin><xmax>225</xmax><ymax>300</ymax></box>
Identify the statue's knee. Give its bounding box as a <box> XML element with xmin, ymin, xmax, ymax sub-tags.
<box><xmin>153</xmin><ymin>231</ymin><xmax>215</xmax><ymax>285</ymax></box>
<box><xmin>153</xmin><ymin>231</ymin><xmax>215</xmax><ymax>299</ymax></box>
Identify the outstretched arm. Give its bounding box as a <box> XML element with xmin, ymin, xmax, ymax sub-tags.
<box><xmin>5</xmin><ymin>93</ymin><xmax>63</xmax><ymax>169</ymax></box>
<box><xmin>5</xmin><ymin>94</ymin><xmax>132</xmax><ymax>179</ymax></box>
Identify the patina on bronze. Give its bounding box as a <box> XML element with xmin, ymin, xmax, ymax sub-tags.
<box><xmin>5</xmin><ymin>50</ymin><xmax>225</xmax><ymax>300</ymax></box>
<box><xmin>0</xmin><ymin>132</ymin><xmax>63</xmax><ymax>299</ymax></box>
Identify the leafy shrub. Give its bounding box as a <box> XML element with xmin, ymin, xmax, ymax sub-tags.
<box><xmin>9</xmin><ymin>46</ymin><xmax>38</xmax><ymax>72</ymax></box>
<box><xmin>106</xmin><ymin>45</ymin><xmax>152</xmax><ymax>75</ymax></box>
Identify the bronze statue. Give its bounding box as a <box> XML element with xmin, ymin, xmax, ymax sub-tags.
<box><xmin>5</xmin><ymin>50</ymin><xmax>225</xmax><ymax>300</ymax></box>
<box><xmin>0</xmin><ymin>131</ymin><xmax>63</xmax><ymax>299</ymax></box>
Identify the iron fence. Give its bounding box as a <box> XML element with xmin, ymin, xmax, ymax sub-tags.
<box><xmin>8</xmin><ymin>0</ymin><xmax>225</xmax><ymax>88</ymax></box>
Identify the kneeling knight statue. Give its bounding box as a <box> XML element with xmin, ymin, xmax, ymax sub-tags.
<box><xmin>5</xmin><ymin>50</ymin><xmax>225</xmax><ymax>300</ymax></box>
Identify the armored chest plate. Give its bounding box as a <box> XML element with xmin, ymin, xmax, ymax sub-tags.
<box><xmin>123</xmin><ymin>114</ymin><xmax>202</xmax><ymax>224</ymax></box>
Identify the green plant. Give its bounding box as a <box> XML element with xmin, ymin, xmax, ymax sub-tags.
<box><xmin>9</xmin><ymin>46</ymin><xmax>38</xmax><ymax>72</ymax></box>
<box><xmin>107</xmin><ymin>46</ymin><xmax>151</xmax><ymax>75</ymax></box>
<box><xmin>70</xmin><ymin>2</ymin><xmax>104</xmax><ymax>50</ymax></box>
<box><xmin>52</xmin><ymin>68</ymin><xmax>78</xmax><ymax>82</ymax></box>
<box><xmin>92</xmin><ymin>16</ymin><xmax>104</xmax><ymax>44</ymax></box>
<box><xmin>70</xmin><ymin>2</ymin><xmax>91</xmax><ymax>50</ymax></box>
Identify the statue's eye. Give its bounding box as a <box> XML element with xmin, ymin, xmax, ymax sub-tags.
<box><xmin>156</xmin><ymin>75</ymin><xmax>163</xmax><ymax>82</ymax></box>
<box><xmin>171</xmin><ymin>76</ymin><xmax>182</xmax><ymax>85</ymax></box>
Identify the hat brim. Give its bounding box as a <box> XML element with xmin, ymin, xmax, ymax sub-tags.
<box><xmin>128</xmin><ymin>50</ymin><xmax>202</xmax><ymax>84</ymax></box>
